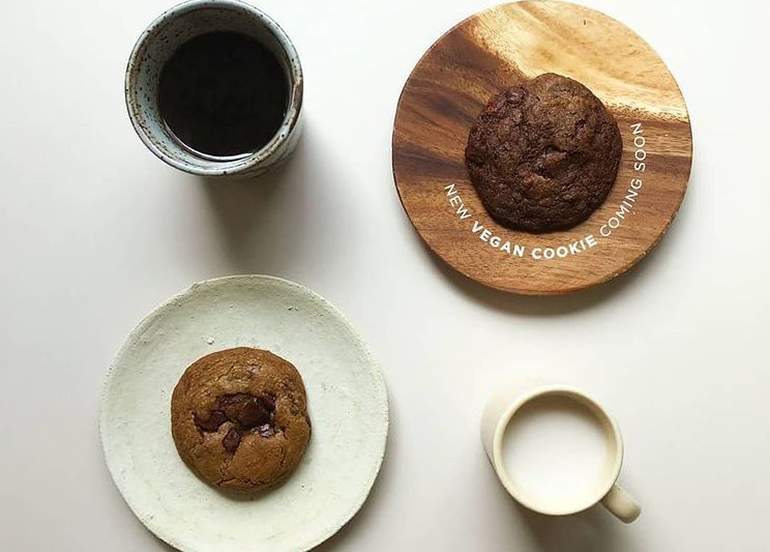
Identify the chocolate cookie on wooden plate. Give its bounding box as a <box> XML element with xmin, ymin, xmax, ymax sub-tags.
<box><xmin>171</xmin><ymin>347</ymin><xmax>311</xmax><ymax>492</ymax></box>
<box><xmin>465</xmin><ymin>73</ymin><xmax>622</xmax><ymax>233</ymax></box>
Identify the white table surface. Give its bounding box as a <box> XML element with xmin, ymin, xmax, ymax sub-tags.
<box><xmin>1</xmin><ymin>1</ymin><xmax>768</xmax><ymax>550</ymax></box>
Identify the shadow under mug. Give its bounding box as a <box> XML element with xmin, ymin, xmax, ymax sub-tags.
<box><xmin>125</xmin><ymin>0</ymin><xmax>303</xmax><ymax>177</ymax></box>
<box><xmin>481</xmin><ymin>385</ymin><xmax>641</xmax><ymax>523</ymax></box>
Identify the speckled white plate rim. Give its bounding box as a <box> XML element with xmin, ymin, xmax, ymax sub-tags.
<box><xmin>99</xmin><ymin>274</ymin><xmax>389</xmax><ymax>552</ymax></box>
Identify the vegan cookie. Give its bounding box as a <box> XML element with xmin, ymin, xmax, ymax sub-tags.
<box><xmin>171</xmin><ymin>347</ymin><xmax>311</xmax><ymax>492</ymax></box>
<box><xmin>465</xmin><ymin>73</ymin><xmax>622</xmax><ymax>233</ymax></box>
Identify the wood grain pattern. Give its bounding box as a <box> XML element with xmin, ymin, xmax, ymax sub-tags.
<box><xmin>392</xmin><ymin>1</ymin><xmax>692</xmax><ymax>295</ymax></box>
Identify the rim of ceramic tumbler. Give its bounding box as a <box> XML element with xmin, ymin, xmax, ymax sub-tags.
<box><xmin>491</xmin><ymin>385</ymin><xmax>624</xmax><ymax>516</ymax></box>
<box><xmin>124</xmin><ymin>0</ymin><xmax>303</xmax><ymax>176</ymax></box>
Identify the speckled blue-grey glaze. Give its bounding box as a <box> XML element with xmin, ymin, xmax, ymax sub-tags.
<box><xmin>125</xmin><ymin>0</ymin><xmax>303</xmax><ymax>177</ymax></box>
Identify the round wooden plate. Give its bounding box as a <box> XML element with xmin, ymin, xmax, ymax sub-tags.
<box><xmin>392</xmin><ymin>1</ymin><xmax>692</xmax><ymax>295</ymax></box>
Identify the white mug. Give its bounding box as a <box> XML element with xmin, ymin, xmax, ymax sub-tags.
<box><xmin>481</xmin><ymin>384</ymin><xmax>641</xmax><ymax>523</ymax></box>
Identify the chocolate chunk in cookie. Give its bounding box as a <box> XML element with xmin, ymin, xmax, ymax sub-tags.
<box><xmin>218</xmin><ymin>393</ymin><xmax>275</xmax><ymax>430</ymax></box>
<box><xmin>465</xmin><ymin>73</ymin><xmax>622</xmax><ymax>233</ymax></box>
<box><xmin>193</xmin><ymin>393</ymin><xmax>277</xmax><ymax>454</ymax></box>
<box><xmin>222</xmin><ymin>427</ymin><xmax>242</xmax><ymax>453</ymax></box>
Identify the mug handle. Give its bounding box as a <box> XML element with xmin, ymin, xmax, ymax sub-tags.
<box><xmin>601</xmin><ymin>483</ymin><xmax>641</xmax><ymax>523</ymax></box>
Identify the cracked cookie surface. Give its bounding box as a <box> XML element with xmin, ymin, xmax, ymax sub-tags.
<box><xmin>465</xmin><ymin>73</ymin><xmax>622</xmax><ymax>233</ymax></box>
<box><xmin>171</xmin><ymin>347</ymin><xmax>311</xmax><ymax>492</ymax></box>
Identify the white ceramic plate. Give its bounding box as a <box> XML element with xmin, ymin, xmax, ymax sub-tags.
<box><xmin>100</xmin><ymin>275</ymin><xmax>389</xmax><ymax>552</ymax></box>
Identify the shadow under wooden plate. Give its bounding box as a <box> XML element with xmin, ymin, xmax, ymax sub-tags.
<box><xmin>392</xmin><ymin>0</ymin><xmax>692</xmax><ymax>295</ymax></box>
